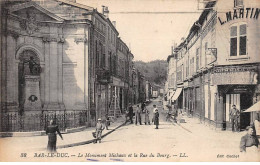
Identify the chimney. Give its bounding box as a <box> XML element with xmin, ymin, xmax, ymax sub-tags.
<box><xmin>102</xmin><ymin>6</ymin><xmax>109</xmax><ymax>18</ymax></box>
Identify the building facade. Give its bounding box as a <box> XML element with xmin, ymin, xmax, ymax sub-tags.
<box><xmin>0</xmin><ymin>0</ymin><xmax>135</xmax><ymax>131</ymax></box>
<box><xmin>167</xmin><ymin>0</ymin><xmax>260</xmax><ymax>131</ymax></box>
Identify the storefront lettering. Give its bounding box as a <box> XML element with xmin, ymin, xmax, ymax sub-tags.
<box><xmin>218</xmin><ymin>8</ymin><xmax>259</xmax><ymax>25</ymax></box>
<box><xmin>213</xmin><ymin>66</ymin><xmax>257</xmax><ymax>73</ymax></box>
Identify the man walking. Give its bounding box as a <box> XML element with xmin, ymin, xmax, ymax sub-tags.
<box><xmin>135</xmin><ymin>104</ymin><xmax>142</xmax><ymax>125</ymax></box>
<box><xmin>46</xmin><ymin>120</ymin><xmax>63</xmax><ymax>152</ymax></box>
<box><xmin>230</xmin><ymin>104</ymin><xmax>240</xmax><ymax>132</ymax></box>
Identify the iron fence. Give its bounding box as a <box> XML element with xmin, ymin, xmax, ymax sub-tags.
<box><xmin>0</xmin><ymin>111</ymin><xmax>89</xmax><ymax>132</ymax></box>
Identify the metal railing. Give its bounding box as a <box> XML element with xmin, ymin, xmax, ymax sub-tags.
<box><xmin>0</xmin><ymin>111</ymin><xmax>89</xmax><ymax>132</ymax></box>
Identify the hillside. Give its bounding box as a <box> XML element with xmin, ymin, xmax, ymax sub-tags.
<box><xmin>134</xmin><ymin>60</ymin><xmax>167</xmax><ymax>86</ymax></box>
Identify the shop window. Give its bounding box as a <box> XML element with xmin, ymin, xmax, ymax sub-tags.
<box><xmin>230</xmin><ymin>23</ymin><xmax>247</xmax><ymax>57</ymax></box>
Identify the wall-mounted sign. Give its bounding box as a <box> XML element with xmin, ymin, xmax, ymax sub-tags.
<box><xmin>218</xmin><ymin>7</ymin><xmax>259</xmax><ymax>25</ymax></box>
<box><xmin>213</xmin><ymin>65</ymin><xmax>257</xmax><ymax>73</ymax></box>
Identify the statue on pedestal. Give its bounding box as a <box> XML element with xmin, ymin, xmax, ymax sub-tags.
<box><xmin>23</xmin><ymin>56</ymin><xmax>41</xmax><ymax>75</ymax></box>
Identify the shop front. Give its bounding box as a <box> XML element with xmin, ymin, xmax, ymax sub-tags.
<box><xmin>188</xmin><ymin>80</ymin><xmax>195</xmax><ymax>117</ymax></box>
<box><xmin>171</xmin><ymin>87</ymin><xmax>183</xmax><ymax>112</ymax></box>
<box><xmin>211</xmin><ymin>64</ymin><xmax>259</xmax><ymax>131</ymax></box>
<box><xmin>194</xmin><ymin>76</ymin><xmax>202</xmax><ymax>119</ymax></box>
<box><xmin>220</xmin><ymin>85</ymin><xmax>255</xmax><ymax>130</ymax></box>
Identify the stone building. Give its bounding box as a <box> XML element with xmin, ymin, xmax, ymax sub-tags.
<box><xmin>167</xmin><ymin>0</ymin><xmax>260</xmax><ymax>131</ymax></box>
<box><xmin>0</xmin><ymin>0</ymin><xmax>135</xmax><ymax>130</ymax></box>
<box><xmin>1</xmin><ymin>0</ymin><xmax>94</xmax><ymax>116</ymax></box>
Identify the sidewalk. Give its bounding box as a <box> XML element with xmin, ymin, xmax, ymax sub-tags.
<box><xmin>177</xmin><ymin>114</ymin><xmax>246</xmax><ymax>152</ymax></box>
<box><xmin>0</xmin><ymin>116</ymin><xmax>126</xmax><ymax>153</ymax></box>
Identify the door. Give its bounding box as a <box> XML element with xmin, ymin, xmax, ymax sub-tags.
<box><xmin>240</xmin><ymin>93</ymin><xmax>252</xmax><ymax>130</ymax></box>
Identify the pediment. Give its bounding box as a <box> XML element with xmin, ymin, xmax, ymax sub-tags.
<box><xmin>8</xmin><ymin>1</ymin><xmax>64</xmax><ymax>22</ymax></box>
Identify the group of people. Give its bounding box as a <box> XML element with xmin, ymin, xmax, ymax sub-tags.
<box><xmin>45</xmin><ymin>103</ymin><xmax>258</xmax><ymax>154</ymax></box>
<box><xmin>125</xmin><ymin>103</ymin><xmax>160</xmax><ymax>129</ymax></box>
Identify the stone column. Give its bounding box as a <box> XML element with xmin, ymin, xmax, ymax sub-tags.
<box><xmin>43</xmin><ymin>38</ymin><xmax>50</xmax><ymax>104</ymax></box>
<box><xmin>6</xmin><ymin>34</ymin><xmax>18</xmax><ymax>113</ymax></box>
<box><xmin>74</xmin><ymin>35</ymin><xmax>87</xmax><ymax>110</ymax></box>
<box><xmin>84</xmin><ymin>30</ymin><xmax>89</xmax><ymax>109</ymax></box>
<box><xmin>57</xmin><ymin>36</ymin><xmax>64</xmax><ymax>106</ymax></box>
<box><xmin>1</xmin><ymin>27</ymin><xmax>7</xmax><ymax>114</ymax></box>
<box><xmin>43</xmin><ymin>34</ymin><xmax>65</xmax><ymax>113</ymax></box>
<box><xmin>49</xmin><ymin>40</ymin><xmax>58</xmax><ymax>102</ymax></box>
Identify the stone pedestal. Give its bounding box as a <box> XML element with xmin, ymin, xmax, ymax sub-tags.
<box><xmin>24</xmin><ymin>75</ymin><xmax>41</xmax><ymax>114</ymax></box>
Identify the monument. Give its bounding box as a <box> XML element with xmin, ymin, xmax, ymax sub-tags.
<box><xmin>19</xmin><ymin>54</ymin><xmax>42</xmax><ymax>115</ymax></box>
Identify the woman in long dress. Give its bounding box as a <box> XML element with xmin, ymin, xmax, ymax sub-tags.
<box><xmin>144</xmin><ymin>107</ymin><xmax>150</xmax><ymax>125</ymax></box>
<box><xmin>154</xmin><ymin>109</ymin><xmax>159</xmax><ymax>129</ymax></box>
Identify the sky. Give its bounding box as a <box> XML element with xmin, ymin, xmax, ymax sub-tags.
<box><xmin>77</xmin><ymin>0</ymin><xmax>203</xmax><ymax>62</ymax></box>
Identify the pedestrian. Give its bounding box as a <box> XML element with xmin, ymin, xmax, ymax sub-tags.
<box><xmin>240</xmin><ymin>126</ymin><xmax>259</xmax><ymax>153</ymax></box>
<box><xmin>94</xmin><ymin>118</ymin><xmax>105</xmax><ymax>143</ymax></box>
<box><xmin>128</xmin><ymin>103</ymin><xmax>134</xmax><ymax>124</ymax></box>
<box><xmin>230</xmin><ymin>105</ymin><xmax>240</xmax><ymax>132</ymax></box>
<box><xmin>135</xmin><ymin>104</ymin><xmax>142</xmax><ymax>125</ymax></box>
<box><xmin>153</xmin><ymin>109</ymin><xmax>159</xmax><ymax>129</ymax></box>
<box><xmin>105</xmin><ymin>114</ymin><xmax>110</xmax><ymax>130</ymax></box>
<box><xmin>144</xmin><ymin>107</ymin><xmax>150</xmax><ymax>125</ymax></box>
<box><xmin>141</xmin><ymin>102</ymin><xmax>146</xmax><ymax>113</ymax></box>
<box><xmin>46</xmin><ymin>119</ymin><xmax>63</xmax><ymax>152</ymax></box>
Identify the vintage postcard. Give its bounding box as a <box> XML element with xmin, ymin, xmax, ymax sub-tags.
<box><xmin>0</xmin><ymin>0</ymin><xmax>259</xmax><ymax>162</ymax></box>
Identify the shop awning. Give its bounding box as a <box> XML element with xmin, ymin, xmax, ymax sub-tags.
<box><xmin>171</xmin><ymin>88</ymin><xmax>183</xmax><ymax>101</ymax></box>
<box><xmin>169</xmin><ymin>92</ymin><xmax>175</xmax><ymax>100</ymax></box>
<box><xmin>243</xmin><ymin>101</ymin><xmax>260</xmax><ymax>113</ymax></box>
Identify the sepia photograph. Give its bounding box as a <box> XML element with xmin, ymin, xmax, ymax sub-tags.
<box><xmin>0</xmin><ymin>0</ymin><xmax>259</xmax><ymax>162</ymax></box>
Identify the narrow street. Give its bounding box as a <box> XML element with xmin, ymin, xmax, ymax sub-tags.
<box><xmin>52</xmin><ymin>99</ymin><xmax>256</xmax><ymax>162</ymax></box>
<box><xmin>1</xmin><ymin>99</ymin><xmax>257</xmax><ymax>162</ymax></box>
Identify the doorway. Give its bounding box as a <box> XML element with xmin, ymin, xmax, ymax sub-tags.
<box><xmin>240</xmin><ymin>93</ymin><xmax>252</xmax><ymax>130</ymax></box>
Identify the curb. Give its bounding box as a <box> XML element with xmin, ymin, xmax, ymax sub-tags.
<box><xmin>36</xmin><ymin>122</ymin><xmax>126</xmax><ymax>151</ymax></box>
<box><xmin>0</xmin><ymin>126</ymin><xmax>88</xmax><ymax>137</ymax></box>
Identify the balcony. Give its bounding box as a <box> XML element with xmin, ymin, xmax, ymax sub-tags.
<box><xmin>96</xmin><ymin>68</ymin><xmax>112</xmax><ymax>84</ymax></box>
